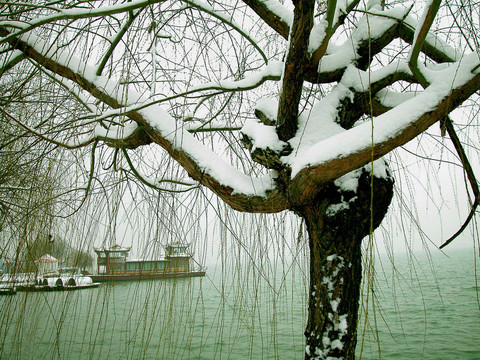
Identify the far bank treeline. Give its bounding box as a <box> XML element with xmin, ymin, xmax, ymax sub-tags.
<box><xmin>13</xmin><ymin>234</ymin><xmax>93</xmax><ymax>273</ymax></box>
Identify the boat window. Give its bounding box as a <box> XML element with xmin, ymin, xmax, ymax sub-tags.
<box><xmin>126</xmin><ymin>262</ymin><xmax>139</xmax><ymax>271</ymax></box>
<box><xmin>109</xmin><ymin>251</ymin><xmax>126</xmax><ymax>258</ymax></box>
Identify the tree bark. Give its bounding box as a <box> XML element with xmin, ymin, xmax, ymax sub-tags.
<box><xmin>276</xmin><ymin>0</ymin><xmax>314</xmax><ymax>142</ymax></box>
<box><xmin>297</xmin><ymin>168</ymin><xmax>394</xmax><ymax>359</ymax></box>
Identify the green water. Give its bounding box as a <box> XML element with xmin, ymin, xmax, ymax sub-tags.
<box><xmin>0</xmin><ymin>249</ymin><xmax>479</xmax><ymax>359</ymax></box>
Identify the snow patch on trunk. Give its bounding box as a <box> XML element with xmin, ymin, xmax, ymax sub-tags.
<box><xmin>308</xmin><ymin>255</ymin><xmax>351</xmax><ymax>359</ymax></box>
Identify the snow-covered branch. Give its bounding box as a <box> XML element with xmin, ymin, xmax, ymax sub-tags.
<box><xmin>242</xmin><ymin>0</ymin><xmax>292</xmax><ymax>39</ymax></box>
<box><xmin>0</xmin><ymin>0</ymin><xmax>166</xmax><ymax>46</ymax></box>
<box><xmin>1</xmin><ymin>0</ymin><xmax>479</xmax><ymax>215</ymax></box>
<box><xmin>73</xmin><ymin>61</ymin><xmax>282</xmax><ymax>132</ymax></box>
<box><xmin>288</xmin><ymin>54</ymin><xmax>480</xmax><ymax>205</ymax></box>
<box><xmin>0</xmin><ymin>26</ymin><xmax>288</xmax><ymax>212</ymax></box>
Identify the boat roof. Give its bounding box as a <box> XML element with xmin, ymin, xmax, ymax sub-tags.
<box><xmin>165</xmin><ymin>242</ymin><xmax>190</xmax><ymax>248</ymax></box>
<box><xmin>94</xmin><ymin>244</ymin><xmax>131</xmax><ymax>252</ymax></box>
<box><xmin>36</xmin><ymin>254</ymin><xmax>59</xmax><ymax>262</ymax></box>
<box><xmin>127</xmin><ymin>258</ymin><xmax>166</xmax><ymax>263</ymax></box>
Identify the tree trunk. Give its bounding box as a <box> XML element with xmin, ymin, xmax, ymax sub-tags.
<box><xmin>297</xmin><ymin>168</ymin><xmax>394</xmax><ymax>359</ymax></box>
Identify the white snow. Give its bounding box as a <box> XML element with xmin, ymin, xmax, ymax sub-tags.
<box><xmin>341</xmin><ymin>61</ymin><xmax>411</xmax><ymax>93</ymax></box>
<box><xmin>255</xmin><ymin>97</ymin><xmax>278</xmax><ymax>121</ymax></box>
<box><xmin>375</xmin><ymin>89</ymin><xmax>416</xmax><ymax>108</ymax></box>
<box><xmin>261</xmin><ymin>0</ymin><xmax>293</xmax><ymax>27</ymax></box>
<box><xmin>326</xmin><ymin>254</ymin><xmax>340</xmax><ymax>262</ymax></box>
<box><xmin>322</xmin><ymin>335</ymin><xmax>331</xmax><ymax>348</ymax></box>
<box><xmin>15</xmin><ymin>29</ymin><xmax>278</xmax><ymax>197</ymax></box>
<box><xmin>317</xmin><ymin>6</ymin><xmax>410</xmax><ymax>74</ymax></box>
<box><xmin>330</xmin><ymin>339</ymin><xmax>344</xmax><ymax>350</ymax></box>
<box><xmin>328</xmin><ymin>158</ymin><xmax>389</xmax><ymax>200</ymax></box>
<box><xmin>364</xmin><ymin>159</ymin><xmax>389</xmax><ymax>178</ymax></box>
<box><xmin>241</xmin><ymin>120</ymin><xmax>285</xmax><ymax>152</ymax></box>
<box><xmin>140</xmin><ymin>106</ymin><xmax>278</xmax><ymax>195</ymax></box>
<box><xmin>282</xmin><ymin>84</ymin><xmax>351</xmax><ymax>166</ymax></box>
<box><xmin>308</xmin><ymin>21</ymin><xmax>328</xmax><ymax>55</ymax></box>
<box><xmin>334</xmin><ymin>169</ymin><xmax>362</xmax><ymax>192</ymax></box>
<box><xmin>336</xmin><ymin>314</ymin><xmax>348</xmax><ymax>335</ymax></box>
<box><xmin>326</xmin><ymin>202</ymin><xmax>350</xmax><ymax>216</ymax></box>
<box><xmin>288</xmin><ymin>53</ymin><xmax>479</xmax><ymax>178</ymax></box>
<box><xmin>94</xmin><ymin>120</ymin><xmax>138</xmax><ymax>140</ymax></box>
<box><xmin>192</xmin><ymin>61</ymin><xmax>283</xmax><ymax>92</ymax></box>
<box><xmin>331</xmin><ymin>298</ymin><xmax>340</xmax><ymax>312</ymax></box>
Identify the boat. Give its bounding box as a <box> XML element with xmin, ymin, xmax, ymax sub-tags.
<box><xmin>0</xmin><ymin>268</ymin><xmax>100</xmax><ymax>293</ymax></box>
<box><xmin>1</xmin><ymin>275</ymin><xmax>100</xmax><ymax>293</ymax></box>
<box><xmin>0</xmin><ymin>254</ymin><xmax>101</xmax><ymax>293</ymax></box>
<box><xmin>89</xmin><ymin>243</ymin><xmax>206</xmax><ymax>282</ymax></box>
<box><xmin>0</xmin><ymin>283</ymin><xmax>16</xmax><ymax>295</ymax></box>
<box><xmin>32</xmin><ymin>273</ymin><xmax>100</xmax><ymax>291</ymax></box>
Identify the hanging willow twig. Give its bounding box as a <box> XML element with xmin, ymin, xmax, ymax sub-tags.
<box><xmin>440</xmin><ymin>117</ymin><xmax>480</xmax><ymax>249</ymax></box>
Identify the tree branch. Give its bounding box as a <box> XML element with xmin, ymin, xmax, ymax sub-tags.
<box><xmin>289</xmin><ymin>70</ymin><xmax>480</xmax><ymax>206</ymax></box>
<box><xmin>0</xmin><ymin>0</ymin><xmax>167</xmax><ymax>46</ymax></box>
<box><xmin>439</xmin><ymin>118</ymin><xmax>480</xmax><ymax>249</ymax></box>
<box><xmin>407</xmin><ymin>0</ymin><xmax>441</xmax><ymax>86</ymax></box>
<box><xmin>96</xmin><ymin>10</ymin><xmax>140</xmax><ymax>76</ymax></box>
<box><xmin>305</xmin><ymin>7</ymin><xmax>408</xmax><ymax>84</ymax></box>
<box><xmin>242</xmin><ymin>0</ymin><xmax>290</xmax><ymax>40</ymax></box>
<box><xmin>398</xmin><ymin>23</ymin><xmax>458</xmax><ymax>64</ymax></box>
<box><xmin>182</xmin><ymin>0</ymin><xmax>268</xmax><ymax>64</ymax></box>
<box><xmin>1</xmin><ymin>26</ymin><xmax>288</xmax><ymax>213</ymax></box>
<box><xmin>276</xmin><ymin>0</ymin><xmax>314</xmax><ymax>142</ymax></box>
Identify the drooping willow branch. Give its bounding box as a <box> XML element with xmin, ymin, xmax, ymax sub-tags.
<box><xmin>122</xmin><ymin>148</ymin><xmax>199</xmax><ymax>193</ymax></box>
<box><xmin>440</xmin><ymin>118</ymin><xmax>480</xmax><ymax>249</ymax></box>
<box><xmin>96</xmin><ymin>10</ymin><xmax>141</xmax><ymax>76</ymax></box>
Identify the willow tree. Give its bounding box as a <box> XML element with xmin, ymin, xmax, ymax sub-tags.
<box><xmin>0</xmin><ymin>108</ymin><xmax>66</xmax><ymax>268</ymax></box>
<box><xmin>1</xmin><ymin>0</ymin><xmax>479</xmax><ymax>358</ymax></box>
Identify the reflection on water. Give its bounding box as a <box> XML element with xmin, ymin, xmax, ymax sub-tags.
<box><xmin>0</xmin><ymin>249</ymin><xmax>479</xmax><ymax>359</ymax></box>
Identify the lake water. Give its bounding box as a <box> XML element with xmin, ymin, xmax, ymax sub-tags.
<box><xmin>0</xmin><ymin>248</ymin><xmax>479</xmax><ymax>359</ymax></box>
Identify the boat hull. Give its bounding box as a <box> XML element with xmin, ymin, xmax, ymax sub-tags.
<box><xmin>90</xmin><ymin>271</ymin><xmax>206</xmax><ymax>282</ymax></box>
<box><xmin>0</xmin><ymin>286</ymin><xmax>16</xmax><ymax>295</ymax></box>
<box><xmin>14</xmin><ymin>283</ymin><xmax>100</xmax><ymax>292</ymax></box>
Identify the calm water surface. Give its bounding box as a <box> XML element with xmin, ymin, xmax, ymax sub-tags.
<box><xmin>0</xmin><ymin>248</ymin><xmax>479</xmax><ymax>359</ymax></box>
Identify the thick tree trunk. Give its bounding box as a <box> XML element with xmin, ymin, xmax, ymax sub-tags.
<box><xmin>303</xmin><ymin>206</ymin><xmax>363</xmax><ymax>359</ymax></box>
<box><xmin>297</xmin><ymin>169</ymin><xmax>394</xmax><ymax>359</ymax></box>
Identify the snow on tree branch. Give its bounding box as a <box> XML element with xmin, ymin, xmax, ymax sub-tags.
<box><xmin>0</xmin><ymin>26</ymin><xmax>288</xmax><ymax>212</ymax></box>
<box><xmin>289</xmin><ymin>54</ymin><xmax>480</xmax><ymax>205</ymax></box>
<box><xmin>0</xmin><ymin>0</ymin><xmax>479</xmax><ymax>215</ymax></box>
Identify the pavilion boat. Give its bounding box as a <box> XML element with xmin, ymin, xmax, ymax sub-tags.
<box><xmin>89</xmin><ymin>243</ymin><xmax>206</xmax><ymax>282</ymax></box>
